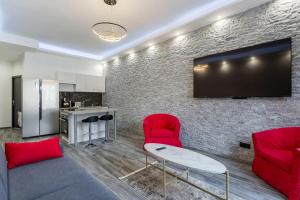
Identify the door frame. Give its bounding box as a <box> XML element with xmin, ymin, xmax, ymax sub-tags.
<box><xmin>12</xmin><ymin>75</ymin><xmax>22</xmax><ymax>128</ymax></box>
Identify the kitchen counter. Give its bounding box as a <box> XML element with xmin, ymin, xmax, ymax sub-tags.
<box><xmin>61</xmin><ymin>106</ymin><xmax>117</xmax><ymax>115</ymax></box>
<box><xmin>60</xmin><ymin>106</ymin><xmax>117</xmax><ymax>146</ymax></box>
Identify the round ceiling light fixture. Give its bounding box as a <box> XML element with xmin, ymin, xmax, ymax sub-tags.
<box><xmin>92</xmin><ymin>0</ymin><xmax>127</xmax><ymax>42</ymax></box>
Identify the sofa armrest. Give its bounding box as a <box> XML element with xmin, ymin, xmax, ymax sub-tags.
<box><xmin>289</xmin><ymin>149</ymin><xmax>300</xmax><ymax>200</ymax></box>
<box><xmin>292</xmin><ymin>148</ymin><xmax>300</xmax><ymax>173</ymax></box>
<box><xmin>252</xmin><ymin>133</ymin><xmax>265</xmax><ymax>156</ymax></box>
<box><xmin>143</xmin><ymin>121</ymin><xmax>152</xmax><ymax>138</ymax></box>
<box><xmin>252</xmin><ymin>129</ymin><xmax>292</xmax><ymax>152</ymax></box>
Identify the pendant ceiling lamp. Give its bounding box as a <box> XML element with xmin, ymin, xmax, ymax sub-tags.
<box><xmin>92</xmin><ymin>0</ymin><xmax>127</xmax><ymax>42</ymax></box>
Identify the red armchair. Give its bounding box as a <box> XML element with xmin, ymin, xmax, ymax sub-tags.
<box><xmin>252</xmin><ymin>127</ymin><xmax>300</xmax><ymax>200</ymax></box>
<box><xmin>143</xmin><ymin>113</ymin><xmax>182</xmax><ymax>147</ymax></box>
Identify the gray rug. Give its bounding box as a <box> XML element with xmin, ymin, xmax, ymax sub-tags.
<box><xmin>122</xmin><ymin>165</ymin><xmax>244</xmax><ymax>200</ymax></box>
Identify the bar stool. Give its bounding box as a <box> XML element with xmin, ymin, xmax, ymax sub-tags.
<box><xmin>99</xmin><ymin>114</ymin><xmax>114</xmax><ymax>143</ymax></box>
<box><xmin>82</xmin><ymin>116</ymin><xmax>99</xmax><ymax>147</ymax></box>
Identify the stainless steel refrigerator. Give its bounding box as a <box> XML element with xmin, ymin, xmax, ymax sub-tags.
<box><xmin>22</xmin><ymin>79</ymin><xmax>59</xmax><ymax>138</ymax></box>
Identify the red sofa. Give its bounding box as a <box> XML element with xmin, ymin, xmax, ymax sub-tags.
<box><xmin>143</xmin><ymin>113</ymin><xmax>182</xmax><ymax>147</ymax></box>
<box><xmin>252</xmin><ymin>127</ymin><xmax>300</xmax><ymax>200</ymax></box>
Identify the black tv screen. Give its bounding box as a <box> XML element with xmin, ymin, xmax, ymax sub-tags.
<box><xmin>193</xmin><ymin>38</ymin><xmax>292</xmax><ymax>98</ymax></box>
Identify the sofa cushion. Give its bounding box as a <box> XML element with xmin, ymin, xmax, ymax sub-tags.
<box><xmin>33</xmin><ymin>179</ymin><xmax>118</xmax><ymax>200</ymax></box>
<box><xmin>259</xmin><ymin>148</ymin><xmax>293</xmax><ymax>172</ymax></box>
<box><xmin>5</xmin><ymin>137</ymin><xmax>63</xmax><ymax>169</ymax></box>
<box><xmin>9</xmin><ymin>155</ymin><xmax>119</xmax><ymax>200</ymax></box>
<box><xmin>0</xmin><ymin>147</ymin><xmax>8</xmax><ymax>200</ymax></box>
<box><xmin>151</xmin><ymin>129</ymin><xmax>174</xmax><ymax>138</ymax></box>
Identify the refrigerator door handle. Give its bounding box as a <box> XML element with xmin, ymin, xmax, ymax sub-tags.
<box><xmin>39</xmin><ymin>80</ymin><xmax>42</xmax><ymax>120</ymax></box>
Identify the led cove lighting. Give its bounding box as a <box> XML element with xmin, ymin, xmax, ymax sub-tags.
<box><xmin>38</xmin><ymin>43</ymin><xmax>102</xmax><ymax>60</ymax></box>
<box><xmin>99</xmin><ymin>0</ymin><xmax>239</xmax><ymax>60</ymax></box>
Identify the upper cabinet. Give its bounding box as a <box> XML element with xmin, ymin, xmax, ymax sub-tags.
<box><xmin>56</xmin><ymin>71</ymin><xmax>105</xmax><ymax>93</ymax></box>
<box><xmin>86</xmin><ymin>75</ymin><xmax>105</xmax><ymax>93</ymax></box>
<box><xmin>75</xmin><ymin>74</ymin><xmax>87</xmax><ymax>92</ymax></box>
<box><xmin>55</xmin><ymin>72</ymin><xmax>76</xmax><ymax>84</ymax></box>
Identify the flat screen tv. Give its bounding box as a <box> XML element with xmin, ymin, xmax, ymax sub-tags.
<box><xmin>193</xmin><ymin>38</ymin><xmax>292</xmax><ymax>98</ymax></box>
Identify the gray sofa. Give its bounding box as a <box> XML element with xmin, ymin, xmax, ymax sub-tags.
<box><xmin>0</xmin><ymin>147</ymin><xmax>119</xmax><ymax>200</ymax></box>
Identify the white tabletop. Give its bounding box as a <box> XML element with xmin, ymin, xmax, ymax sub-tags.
<box><xmin>144</xmin><ymin>143</ymin><xmax>227</xmax><ymax>174</ymax></box>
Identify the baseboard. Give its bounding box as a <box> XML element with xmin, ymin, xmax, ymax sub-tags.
<box><xmin>0</xmin><ymin>127</ymin><xmax>12</xmax><ymax>129</ymax></box>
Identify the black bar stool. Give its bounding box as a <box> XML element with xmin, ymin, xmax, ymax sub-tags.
<box><xmin>99</xmin><ymin>114</ymin><xmax>114</xmax><ymax>143</ymax></box>
<box><xmin>82</xmin><ymin>116</ymin><xmax>99</xmax><ymax>147</ymax></box>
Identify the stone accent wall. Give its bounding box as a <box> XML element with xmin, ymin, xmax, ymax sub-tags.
<box><xmin>104</xmin><ymin>0</ymin><xmax>300</xmax><ymax>162</ymax></box>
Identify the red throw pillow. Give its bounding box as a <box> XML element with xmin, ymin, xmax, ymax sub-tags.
<box><xmin>5</xmin><ymin>137</ymin><xmax>63</xmax><ymax>169</ymax></box>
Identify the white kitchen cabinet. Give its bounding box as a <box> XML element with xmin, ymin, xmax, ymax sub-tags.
<box><xmin>75</xmin><ymin>74</ymin><xmax>105</xmax><ymax>93</ymax></box>
<box><xmin>96</xmin><ymin>76</ymin><xmax>105</xmax><ymax>92</ymax></box>
<box><xmin>75</xmin><ymin>74</ymin><xmax>87</xmax><ymax>92</ymax></box>
<box><xmin>59</xmin><ymin>83</ymin><xmax>75</xmax><ymax>92</ymax></box>
<box><xmin>86</xmin><ymin>75</ymin><xmax>105</xmax><ymax>92</ymax></box>
<box><xmin>55</xmin><ymin>71</ymin><xmax>105</xmax><ymax>92</ymax></box>
<box><xmin>55</xmin><ymin>72</ymin><xmax>76</xmax><ymax>84</ymax></box>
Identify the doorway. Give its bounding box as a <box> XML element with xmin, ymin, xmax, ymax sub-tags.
<box><xmin>12</xmin><ymin>76</ymin><xmax>22</xmax><ymax>128</ymax></box>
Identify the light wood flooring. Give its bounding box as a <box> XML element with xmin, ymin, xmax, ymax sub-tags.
<box><xmin>0</xmin><ymin>128</ymin><xmax>286</xmax><ymax>200</ymax></box>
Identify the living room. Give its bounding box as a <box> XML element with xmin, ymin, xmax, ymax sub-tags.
<box><xmin>0</xmin><ymin>0</ymin><xmax>299</xmax><ymax>200</ymax></box>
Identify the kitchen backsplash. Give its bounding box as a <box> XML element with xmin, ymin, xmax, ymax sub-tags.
<box><xmin>60</xmin><ymin>92</ymin><xmax>102</xmax><ymax>107</ymax></box>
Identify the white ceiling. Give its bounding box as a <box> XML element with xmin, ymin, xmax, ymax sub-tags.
<box><xmin>0</xmin><ymin>0</ymin><xmax>272</xmax><ymax>61</ymax></box>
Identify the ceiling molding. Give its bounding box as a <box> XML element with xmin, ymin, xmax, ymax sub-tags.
<box><xmin>38</xmin><ymin>43</ymin><xmax>102</xmax><ymax>61</ymax></box>
<box><xmin>0</xmin><ymin>32</ymin><xmax>38</xmax><ymax>49</ymax></box>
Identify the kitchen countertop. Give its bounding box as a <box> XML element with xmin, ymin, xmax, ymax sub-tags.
<box><xmin>60</xmin><ymin>106</ymin><xmax>117</xmax><ymax>115</ymax></box>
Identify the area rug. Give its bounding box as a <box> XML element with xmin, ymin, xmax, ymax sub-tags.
<box><xmin>121</xmin><ymin>164</ymin><xmax>244</xmax><ymax>200</ymax></box>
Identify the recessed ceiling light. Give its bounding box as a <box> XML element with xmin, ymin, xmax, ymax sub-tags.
<box><xmin>175</xmin><ymin>31</ymin><xmax>181</xmax><ymax>36</ymax></box>
<box><xmin>147</xmin><ymin>42</ymin><xmax>154</xmax><ymax>47</ymax></box>
<box><xmin>128</xmin><ymin>50</ymin><xmax>135</xmax><ymax>54</ymax></box>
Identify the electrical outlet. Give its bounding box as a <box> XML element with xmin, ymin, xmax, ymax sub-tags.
<box><xmin>240</xmin><ymin>142</ymin><xmax>251</xmax><ymax>149</ymax></box>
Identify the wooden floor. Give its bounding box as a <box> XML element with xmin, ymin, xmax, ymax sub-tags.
<box><xmin>0</xmin><ymin>128</ymin><xmax>286</xmax><ymax>200</ymax></box>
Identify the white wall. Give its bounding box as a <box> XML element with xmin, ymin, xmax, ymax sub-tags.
<box><xmin>12</xmin><ymin>54</ymin><xmax>24</xmax><ymax>76</ymax></box>
<box><xmin>22</xmin><ymin>52</ymin><xmax>103</xmax><ymax>79</ymax></box>
<box><xmin>0</xmin><ymin>60</ymin><xmax>12</xmax><ymax>127</ymax></box>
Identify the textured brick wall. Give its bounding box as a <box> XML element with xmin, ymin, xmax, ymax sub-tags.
<box><xmin>104</xmin><ymin>0</ymin><xmax>300</xmax><ymax>162</ymax></box>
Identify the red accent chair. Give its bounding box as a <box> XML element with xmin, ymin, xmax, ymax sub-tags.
<box><xmin>143</xmin><ymin>113</ymin><xmax>182</xmax><ymax>147</ymax></box>
<box><xmin>252</xmin><ymin>127</ymin><xmax>300</xmax><ymax>200</ymax></box>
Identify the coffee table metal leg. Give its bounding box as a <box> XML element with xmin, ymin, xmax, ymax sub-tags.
<box><xmin>118</xmin><ymin>153</ymin><xmax>158</xmax><ymax>180</ymax></box>
<box><xmin>187</xmin><ymin>168</ymin><xmax>189</xmax><ymax>181</ymax></box>
<box><xmin>225</xmin><ymin>170</ymin><xmax>229</xmax><ymax>200</ymax></box>
<box><xmin>145</xmin><ymin>152</ymin><xmax>148</xmax><ymax>169</ymax></box>
<box><xmin>163</xmin><ymin>159</ymin><xmax>166</xmax><ymax>199</ymax></box>
<box><xmin>113</xmin><ymin>111</ymin><xmax>117</xmax><ymax>141</ymax></box>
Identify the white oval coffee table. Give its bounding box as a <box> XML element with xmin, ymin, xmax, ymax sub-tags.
<box><xmin>145</xmin><ymin>143</ymin><xmax>227</xmax><ymax>174</ymax></box>
<box><xmin>119</xmin><ymin>143</ymin><xmax>229</xmax><ymax>200</ymax></box>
